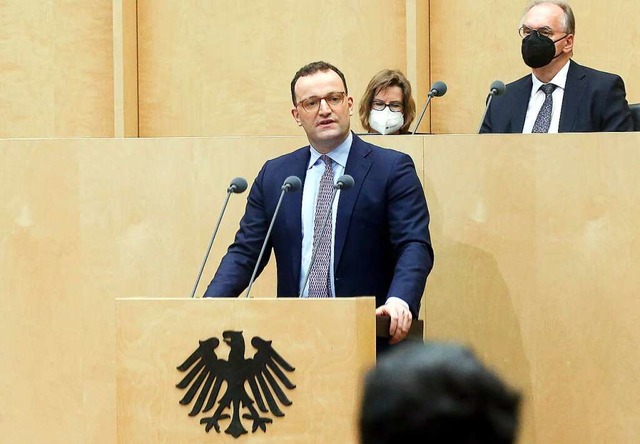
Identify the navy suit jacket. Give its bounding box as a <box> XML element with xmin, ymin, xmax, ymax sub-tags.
<box><xmin>480</xmin><ymin>60</ymin><xmax>633</xmax><ymax>133</ymax></box>
<box><xmin>204</xmin><ymin>133</ymin><xmax>434</xmax><ymax>317</ymax></box>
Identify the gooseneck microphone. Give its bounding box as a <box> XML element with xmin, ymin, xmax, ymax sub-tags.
<box><xmin>477</xmin><ymin>80</ymin><xmax>506</xmax><ymax>133</ymax></box>
<box><xmin>412</xmin><ymin>81</ymin><xmax>447</xmax><ymax>135</ymax></box>
<box><xmin>244</xmin><ymin>176</ymin><xmax>302</xmax><ymax>299</ymax></box>
<box><xmin>299</xmin><ymin>175</ymin><xmax>355</xmax><ymax>298</ymax></box>
<box><xmin>189</xmin><ymin>177</ymin><xmax>248</xmax><ymax>298</ymax></box>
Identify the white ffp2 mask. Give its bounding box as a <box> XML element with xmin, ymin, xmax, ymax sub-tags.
<box><xmin>368</xmin><ymin>108</ymin><xmax>404</xmax><ymax>135</ymax></box>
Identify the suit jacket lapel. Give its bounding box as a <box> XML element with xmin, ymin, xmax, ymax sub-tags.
<box><xmin>510</xmin><ymin>76</ymin><xmax>533</xmax><ymax>132</ymax></box>
<box><xmin>282</xmin><ymin>147</ymin><xmax>310</xmax><ymax>285</ymax></box>
<box><xmin>334</xmin><ymin>135</ymin><xmax>372</xmax><ymax>271</ymax></box>
<box><xmin>559</xmin><ymin>60</ymin><xmax>586</xmax><ymax>132</ymax></box>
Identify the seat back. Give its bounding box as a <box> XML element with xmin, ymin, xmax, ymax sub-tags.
<box><xmin>629</xmin><ymin>103</ymin><xmax>640</xmax><ymax>131</ymax></box>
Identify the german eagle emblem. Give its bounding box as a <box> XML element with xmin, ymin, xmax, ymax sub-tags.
<box><xmin>176</xmin><ymin>330</ymin><xmax>296</xmax><ymax>438</ymax></box>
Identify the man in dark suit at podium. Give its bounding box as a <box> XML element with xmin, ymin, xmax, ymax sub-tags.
<box><xmin>480</xmin><ymin>1</ymin><xmax>633</xmax><ymax>134</ymax></box>
<box><xmin>204</xmin><ymin>61</ymin><xmax>434</xmax><ymax>345</ymax></box>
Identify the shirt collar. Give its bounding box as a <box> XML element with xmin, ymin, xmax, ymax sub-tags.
<box><xmin>531</xmin><ymin>59</ymin><xmax>570</xmax><ymax>95</ymax></box>
<box><xmin>307</xmin><ymin>131</ymin><xmax>352</xmax><ymax>170</ymax></box>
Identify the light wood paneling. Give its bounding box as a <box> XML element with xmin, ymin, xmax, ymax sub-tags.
<box><xmin>430</xmin><ymin>0</ymin><xmax>640</xmax><ymax>134</ymax></box>
<box><xmin>423</xmin><ymin>132</ymin><xmax>640</xmax><ymax>443</ymax></box>
<box><xmin>0</xmin><ymin>2</ymin><xmax>114</xmax><ymax>137</ymax></box>
<box><xmin>136</xmin><ymin>1</ymin><xmax>411</xmax><ymax>136</ymax></box>
<box><xmin>113</xmin><ymin>0</ymin><xmax>139</xmax><ymax>137</ymax></box>
<box><xmin>1</xmin><ymin>1</ymin><xmax>636</xmax><ymax>139</ymax></box>
<box><xmin>0</xmin><ymin>144</ymin><xmax>87</xmax><ymax>442</ymax></box>
<box><xmin>569</xmin><ymin>0</ymin><xmax>640</xmax><ymax>103</ymax></box>
<box><xmin>0</xmin><ymin>135</ymin><xmax>421</xmax><ymax>442</ymax></box>
<box><xmin>406</xmin><ymin>0</ymin><xmax>431</xmax><ymax>133</ymax></box>
<box><xmin>3</xmin><ymin>134</ymin><xmax>640</xmax><ymax>442</ymax></box>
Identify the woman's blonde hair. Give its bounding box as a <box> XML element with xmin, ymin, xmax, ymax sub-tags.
<box><xmin>359</xmin><ymin>69</ymin><xmax>416</xmax><ymax>134</ymax></box>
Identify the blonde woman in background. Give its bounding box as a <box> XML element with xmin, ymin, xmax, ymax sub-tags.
<box><xmin>359</xmin><ymin>69</ymin><xmax>416</xmax><ymax>134</ymax></box>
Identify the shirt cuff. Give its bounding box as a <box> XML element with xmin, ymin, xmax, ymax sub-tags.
<box><xmin>385</xmin><ymin>297</ymin><xmax>410</xmax><ymax>312</ymax></box>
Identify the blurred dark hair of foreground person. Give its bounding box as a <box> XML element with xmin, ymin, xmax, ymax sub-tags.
<box><xmin>359</xmin><ymin>342</ymin><xmax>521</xmax><ymax>444</ymax></box>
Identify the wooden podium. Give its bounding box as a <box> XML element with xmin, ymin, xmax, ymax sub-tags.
<box><xmin>116</xmin><ymin>297</ymin><xmax>376</xmax><ymax>443</ymax></box>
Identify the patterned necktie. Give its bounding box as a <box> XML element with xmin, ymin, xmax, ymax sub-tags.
<box><xmin>308</xmin><ymin>155</ymin><xmax>334</xmax><ymax>298</ymax></box>
<box><xmin>532</xmin><ymin>83</ymin><xmax>557</xmax><ymax>133</ymax></box>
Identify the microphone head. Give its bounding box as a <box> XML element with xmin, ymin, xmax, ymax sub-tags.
<box><xmin>489</xmin><ymin>80</ymin><xmax>506</xmax><ymax>96</ymax></box>
<box><xmin>228</xmin><ymin>177</ymin><xmax>248</xmax><ymax>193</ymax></box>
<box><xmin>282</xmin><ymin>175</ymin><xmax>302</xmax><ymax>192</ymax></box>
<box><xmin>429</xmin><ymin>81</ymin><xmax>447</xmax><ymax>97</ymax></box>
<box><xmin>335</xmin><ymin>174</ymin><xmax>354</xmax><ymax>191</ymax></box>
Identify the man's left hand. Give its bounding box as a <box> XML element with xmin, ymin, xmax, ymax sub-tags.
<box><xmin>375</xmin><ymin>300</ymin><xmax>413</xmax><ymax>344</ymax></box>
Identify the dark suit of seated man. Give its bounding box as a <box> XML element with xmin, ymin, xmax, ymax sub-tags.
<box><xmin>204</xmin><ymin>61</ymin><xmax>434</xmax><ymax>347</ymax></box>
<box><xmin>481</xmin><ymin>1</ymin><xmax>633</xmax><ymax>134</ymax></box>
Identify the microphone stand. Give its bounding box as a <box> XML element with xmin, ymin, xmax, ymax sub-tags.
<box><xmin>244</xmin><ymin>178</ymin><xmax>300</xmax><ymax>299</ymax></box>
<box><xmin>477</xmin><ymin>92</ymin><xmax>497</xmax><ymax>134</ymax></box>
<box><xmin>299</xmin><ymin>175</ymin><xmax>353</xmax><ymax>297</ymax></box>
<box><xmin>412</xmin><ymin>92</ymin><xmax>435</xmax><ymax>135</ymax></box>
<box><xmin>189</xmin><ymin>182</ymin><xmax>244</xmax><ymax>298</ymax></box>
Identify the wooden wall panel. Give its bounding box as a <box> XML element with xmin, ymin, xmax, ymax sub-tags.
<box><xmin>0</xmin><ymin>2</ymin><xmax>114</xmax><ymax>137</ymax></box>
<box><xmin>113</xmin><ymin>0</ymin><xmax>139</xmax><ymax>137</ymax></box>
<box><xmin>1</xmin><ymin>1</ymin><xmax>636</xmax><ymax>139</ymax></box>
<box><xmin>0</xmin><ymin>135</ymin><xmax>422</xmax><ymax>442</ymax></box>
<box><xmin>3</xmin><ymin>134</ymin><xmax>640</xmax><ymax>442</ymax></box>
<box><xmin>0</xmin><ymin>143</ymin><xmax>102</xmax><ymax>442</ymax></box>
<box><xmin>430</xmin><ymin>0</ymin><xmax>640</xmax><ymax>134</ymax></box>
<box><xmin>136</xmin><ymin>1</ymin><xmax>414</xmax><ymax>136</ymax></box>
<box><xmin>406</xmin><ymin>0</ymin><xmax>431</xmax><ymax>133</ymax></box>
<box><xmin>571</xmin><ymin>0</ymin><xmax>640</xmax><ymax>103</ymax></box>
<box><xmin>423</xmin><ymin>133</ymin><xmax>640</xmax><ymax>443</ymax></box>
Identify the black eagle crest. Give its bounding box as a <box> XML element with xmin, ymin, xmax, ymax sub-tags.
<box><xmin>176</xmin><ymin>330</ymin><xmax>296</xmax><ymax>438</ymax></box>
